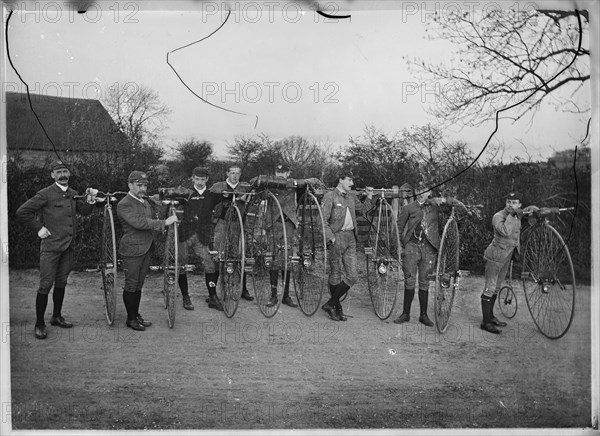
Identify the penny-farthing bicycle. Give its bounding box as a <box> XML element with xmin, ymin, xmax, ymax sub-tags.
<box><xmin>434</xmin><ymin>203</ymin><xmax>481</xmax><ymax>333</ymax></box>
<box><xmin>519</xmin><ymin>207</ymin><xmax>576</xmax><ymax>339</ymax></box>
<box><xmin>292</xmin><ymin>180</ymin><xmax>327</xmax><ymax>316</ymax></box>
<box><xmin>216</xmin><ymin>191</ymin><xmax>246</xmax><ymax>318</ymax></box>
<box><xmin>244</xmin><ymin>183</ymin><xmax>287</xmax><ymax>318</ymax></box>
<box><xmin>96</xmin><ymin>191</ymin><xmax>127</xmax><ymax>325</ymax></box>
<box><xmin>364</xmin><ymin>189</ymin><xmax>402</xmax><ymax>320</ymax></box>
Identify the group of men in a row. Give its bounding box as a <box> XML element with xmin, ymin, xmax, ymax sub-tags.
<box><xmin>16</xmin><ymin>159</ymin><xmax>536</xmax><ymax>339</ymax></box>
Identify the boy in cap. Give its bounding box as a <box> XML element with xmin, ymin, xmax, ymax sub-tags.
<box><xmin>480</xmin><ymin>192</ymin><xmax>538</xmax><ymax>333</ymax></box>
<box><xmin>16</xmin><ymin>159</ymin><xmax>98</xmax><ymax>339</ymax></box>
<box><xmin>210</xmin><ymin>164</ymin><xmax>254</xmax><ymax>301</ymax></box>
<box><xmin>394</xmin><ymin>182</ymin><xmax>467</xmax><ymax>327</ymax></box>
<box><xmin>264</xmin><ymin>163</ymin><xmax>299</xmax><ymax>308</ymax></box>
<box><xmin>167</xmin><ymin>167</ymin><xmax>224</xmax><ymax>311</ymax></box>
<box><xmin>117</xmin><ymin>170</ymin><xmax>178</xmax><ymax>331</ymax></box>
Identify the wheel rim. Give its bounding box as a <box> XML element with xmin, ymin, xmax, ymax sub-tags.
<box><xmin>293</xmin><ymin>192</ymin><xmax>326</xmax><ymax>316</ymax></box>
<box><xmin>498</xmin><ymin>286</ymin><xmax>518</xmax><ymax>319</ymax></box>
<box><xmin>521</xmin><ymin>223</ymin><xmax>576</xmax><ymax>339</ymax></box>
<box><xmin>246</xmin><ymin>192</ymin><xmax>287</xmax><ymax>318</ymax></box>
<box><xmin>220</xmin><ymin>205</ymin><xmax>245</xmax><ymax>318</ymax></box>
<box><xmin>101</xmin><ymin>207</ymin><xmax>118</xmax><ymax>325</ymax></box>
<box><xmin>163</xmin><ymin>221</ymin><xmax>178</xmax><ymax>328</ymax></box>
<box><xmin>365</xmin><ymin>200</ymin><xmax>400</xmax><ymax>320</ymax></box>
<box><xmin>434</xmin><ymin>217</ymin><xmax>459</xmax><ymax>333</ymax></box>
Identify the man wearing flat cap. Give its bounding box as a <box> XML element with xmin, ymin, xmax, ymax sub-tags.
<box><xmin>166</xmin><ymin>167</ymin><xmax>224</xmax><ymax>311</ymax></box>
<box><xmin>16</xmin><ymin>159</ymin><xmax>98</xmax><ymax>339</ymax></box>
<box><xmin>263</xmin><ymin>163</ymin><xmax>299</xmax><ymax>309</ymax></box>
<box><xmin>210</xmin><ymin>164</ymin><xmax>254</xmax><ymax>301</ymax></box>
<box><xmin>117</xmin><ymin>170</ymin><xmax>178</xmax><ymax>331</ymax></box>
<box><xmin>480</xmin><ymin>192</ymin><xmax>538</xmax><ymax>334</ymax></box>
<box><xmin>394</xmin><ymin>181</ymin><xmax>467</xmax><ymax>327</ymax></box>
<box><xmin>320</xmin><ymin>170</ymin><xmax>373</xmax><ymax>321</ymax></box>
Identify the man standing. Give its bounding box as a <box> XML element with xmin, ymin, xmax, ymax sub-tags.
<box><xmin>393</xmin><ymin>182</ymin><xmax>466</xmax><ymax>327</ymax></box>
<box><xmin>264</xmin><ymin>163</ymin><xmax>299</xmax><ymax>309</ymax></box>
<box><xmin>210</xmin><ymin>165</ymin><xmax>254</xmax><ymax>301</ymax></box>
<box><xmin>117</xmin><ymin>171</ymin><xmax>178</xmax><ymax>331</ymax></box>
<box><xmin>320</xmin><ymin>171</ymin><xmax>373</xmax><ymax>321</ymax></box>
<box><xmin>480</xmin><ymin>192</ymin><xmax>538</xmax><ymax>333</ymax></box>
<box><xmin>16</xmin><ymin>160</ymin><xmax>97</xmax><ymax>339</ymax></box>
<box><xmin>168</xmin><ymin>167</ymin><xmax>224</xmax><ymax>311</ymax></box>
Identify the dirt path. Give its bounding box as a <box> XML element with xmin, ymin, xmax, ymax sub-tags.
<box><xmin>7</xmin><ymin>267</ymin><xmax>592</xmax><ymax>430</ymax></box>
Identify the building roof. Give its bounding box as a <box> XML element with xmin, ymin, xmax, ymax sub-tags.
<box><xmin>6</xmin><ymin>91</ymin><xmax>126</xmax><ymax>153</ymax></box>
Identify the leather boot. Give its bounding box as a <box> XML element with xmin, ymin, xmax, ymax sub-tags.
<box><xmin>393</xmin><ymin>288</ymin><xmax>414</xmax><ymax>324</ymax></box>
<box><xmin>490</xmin><ymin>294</ymin><xmax>507</xmax><ymax>327</ymax></box>
<box><xmin>481</xmin><ymin>294</ymin><xmax>501</xmax><ymax>334</ymax></box>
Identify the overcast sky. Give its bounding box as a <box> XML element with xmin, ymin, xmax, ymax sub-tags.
<box><xmin>3</xmin><ymin>0</ymin><xmax>592</xmax><ymax>161</ymax></box>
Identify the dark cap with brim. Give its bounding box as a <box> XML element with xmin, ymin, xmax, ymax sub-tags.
<box><xmin>50</xmin><ymin>160</ymin><xmax>68</xmax><ymax>172</ymax></box>
<box><xmin>128</xmin><ymin>171</ymin><xmax>148</xmax><ymax>183</ymax></box>
<box><xmin>192</xmin><ymin>167</ymin><xmax>209</xmax><ymax>178</ymax></box>
<box><xmin>505</xmin><ymin>192</ymin><xmax>521</xmax><ymax>201</ymax></box>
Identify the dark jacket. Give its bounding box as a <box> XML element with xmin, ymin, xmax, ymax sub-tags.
<box><xmin>16</xmin><ymin>183</ymin><xmax>93</xmax><ymax>252</ymax></box>
<box><xmin>397</xmin><ymin>197</ymin><xmax>461</xmax><ymax>250</ymax></box>
<box><xmin>176</xmin><ymin>186</ymin><xmax>219</xmax><ymax>245</ymax></box>
<box><xmin>210</xmin><ymin>181</ymin><xmax>252</xmax><ymax>220</ymax></box>
<box><xmin>321</xmin><ymin>188</ymin><xmax>373</xmax><ymax>242</ymax></box>
<box><xmin>117</xmin><ymin>193</ymin><xmax>165</xmax><ymax>257</ymax></box>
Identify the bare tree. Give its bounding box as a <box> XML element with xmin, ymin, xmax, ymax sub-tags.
<box><xmin>407</xmin><ymin>8</ymin><xmax>589</xmax><ymax>128</ymax></box>
<box><xmin>102</xmin><ymin>82</ymin><xmax>172</xmax><ymax>148</ymax></box>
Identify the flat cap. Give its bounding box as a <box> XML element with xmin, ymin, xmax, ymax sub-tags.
<box><xmin>192</xmin><ymin>167</ymin><xmax>209</xmax><ymax>177</ymax></box>
<box><xmin>399</xmin><ymin>183</ymin><xmax>413</xmax><ymax>192</ymax></box>
<box><xmin>128</xmin><ymin>170</ymin><xmax>148</xmax><ymax>183</ymax></box>
<box><xmin>50</xmin><ymin>160</ymin><xmax>68</xmax><ymax>172</ymax></box>
<box><xmin>505</xmin><ymin>192</ymin><xmax>521</xmax><ymax>201</ymax></box>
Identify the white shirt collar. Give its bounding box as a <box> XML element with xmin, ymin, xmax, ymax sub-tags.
<box><xmin>55</xmin><ymin>182</ymin><xmax>68</xmax><ymax>192</ymax></box>
<box><xmin>195</xmin><ymin>186</ymin><xmax>206</xmax><ymax>195</ymax></box>
<box><xmin>128</xmin><ymin>192</ymin><xmax>145</xmax><ymax>203</ymax></box>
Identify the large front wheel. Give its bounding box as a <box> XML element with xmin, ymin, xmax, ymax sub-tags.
<box><xmin>100</xmin><ymin>206</ymin><xmax>118</xmax><ymax>325</ymax></box>
<box><xmin>365</xmin><ymin>199</ymin><xmax>401</xmax><ymax>320</ymax></box>
<box><xmin>521</xmin><ymin>223</ymin><xmax>575</xmax><ymax>339</ymax></box>
<box><xmin>245</xmin><ymin>191</ymin><xmax>287</xmax><ymax>318</ymax></box>
<box><xmin>163</xmin><ymin>219</ymin><xmax>179</xmax><ymax>328</ymax></box>
<box><xmin>434</xmin><ymin>217</ymin><xmax>460</xmax><ymax>333</ymax></box>
<box><xmin>292</xmin><ymin>191</ymin><xmax>327</xmax><ymax>316</ymax></box>
<box><xmin>218</xmin><ymin>205</ymin><xmax>245</xmax><ymax>318</ymax></box>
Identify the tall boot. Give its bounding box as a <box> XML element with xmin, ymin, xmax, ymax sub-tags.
<box><xmin>332</xmin><ymin>282</ymin><xmax>350</xmax><ymax>321</ymax></box>
<box><xmin>50</xmin><ymin>287</ymin><xmax>73</xmax><ymax>328</ymax></box>
<box><xmin>321</xmin><ymin>283</ymin><xmax>340</xmax><ymax>320</ymax></box>
<box><xmin>418</xmin><ymin>289</ymin><xmax>434</xmax><ymax>326</ymax></box>
<box><xmin>393</xmin><ymin>288</ymin><xmax>414</xmax><ymax>324</ymax></box>
<box><xmin>206</xmin><ymin>272</ymin><xmax>223</xmax><ymax>311</ymax></box>
<box><xmin>266</xmin><ymin>270</ymin><xmax>279</xmax><ymax>307</ymax></box>
<box><xmin>134</xmin><ymin>291</ymin><xmax>151</xmax><ymax>327</ymax></box>
<box><xmin>490</xmin><ymin>294</ymin><xmax>507</xmax><ymax>327</ymax></box>
<box><xmin>179</xmin><ymin>273</ymin><xmax>194</xmax><ymax>310</ymax></box>
<box><xmin>281</xmin><ymin>271</ymin><xmax>297</xmax><ymax>307</ymax></box>
<box><xmin>123</xmin><ymin>291</ymin><xmax>144</xmax><ymax>330</ymax></box>
<box><xmin>34</xmin><ymin>292</ymin><xmax>49</xmax><ymax>339</ymax></box>
<box><xmin>480</xmin><ymin>294</ymin><xmax>501</xmax><ymax>334</ymax></box>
